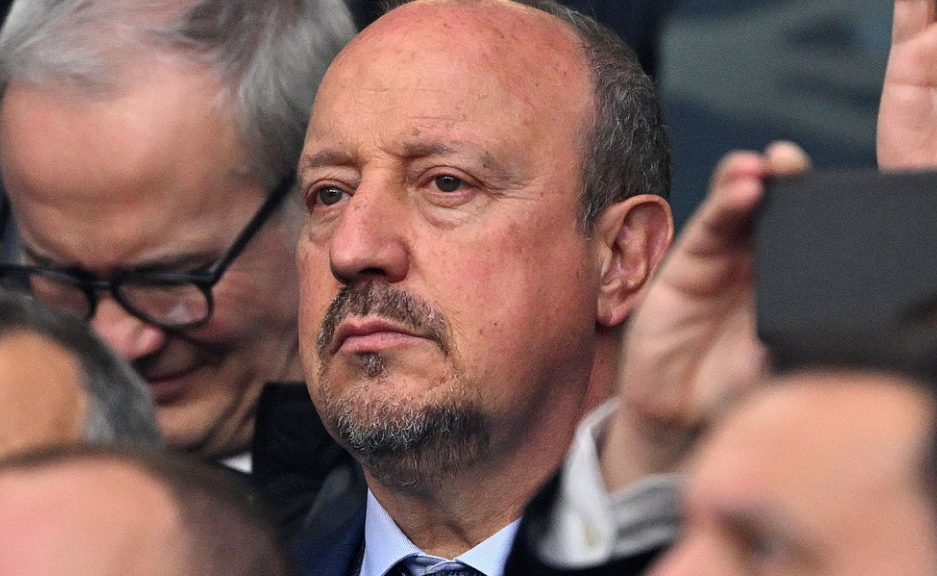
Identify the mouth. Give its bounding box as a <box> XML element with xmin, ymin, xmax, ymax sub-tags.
<box><xmin>330</xmin><ymin>317</ymin><xmax>432</xmax><ymax>355</ymax></box>
<box><xmin>139</xmin><ymin>366</ymin><xmax>201</xmax><ymax>404</ymax></box>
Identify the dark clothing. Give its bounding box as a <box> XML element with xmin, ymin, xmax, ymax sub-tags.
<box><xmin>503</xmin><ymin>475</ymin><xmax>664</xmax><ymax>576</ymax></box>
<box><xmin>293</xmin><ymin>497</ymin><xmax>367</xmax><ymax>576</ymax></box>
<box><xmin>223</xmin><ymin>382</ymin><xmax>366</xmax><ymax>544</ymax></box>
<box><xmin>292</xmin><ymin>473</ymin><xmax>662</xmax><ymax>576</ymax></box>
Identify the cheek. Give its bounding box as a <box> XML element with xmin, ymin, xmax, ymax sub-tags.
<box><xmin>191</xmin><ymin>268</ymin><xmax>299</xmax><ymax>343</ymax></box>
<box><xmin>433</xmin><ymin>237</ymin><xmax>596</xmax><ymax>372</ymax></box>
<box><xmin>296</xmin><ymin>241</ymin><xmax>335</xmax><ymax>358</ymax></box>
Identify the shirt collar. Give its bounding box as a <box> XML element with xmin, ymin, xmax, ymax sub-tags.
<box><xmin>218</xmin><ymin>451</ymin><xmax>252</xmax><ymax>474</ymax></box>
<box><xmin>361</xmin><ymin>491</ymin><xmax>520</xmax><ymax>576</ymax></box>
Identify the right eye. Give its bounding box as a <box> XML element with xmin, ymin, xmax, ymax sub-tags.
<box><xmin>314</xmin><ymin>186</ymin><xmax>348</xmax><ymax>207</ymax></box>
<box><xmin>317</xmin><ymin>186</ymin><xmax>347</xmax><ymax>206</ymax></box>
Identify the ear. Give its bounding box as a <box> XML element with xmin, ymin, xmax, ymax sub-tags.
<box><xmin>595</xmin><ymin>194</ymin><xmax>673</xmax><ymax>327</ymax></box>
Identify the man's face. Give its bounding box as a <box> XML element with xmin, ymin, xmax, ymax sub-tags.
<box><xmin>0</xmin><ymin>459</ymin><xmax>185</xmax><ymax>576</ymax></box>
<box><xmin>0</xmin><ymin>331</ymin><xmax>86</xmax><ymax>457</ymax></box>
<box><xmin>652</xmin><ymin>371</ymin><xmax>937</xmax><ymax>576</ymax></box>
<box><xmin>0</xmin><ymin>60</ymin><xmax>303</xmax><ymax>457</ymax></box>
<box><xmin>297</xmin><ymin>1</ymin><xmax>601</xmax><ymax>488</ymax></box>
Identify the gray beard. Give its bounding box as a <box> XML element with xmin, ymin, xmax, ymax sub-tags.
<box><xmin>318</xmin><ymin>364</ymin><xmax>491</xmax><ymax>495</ymax></box>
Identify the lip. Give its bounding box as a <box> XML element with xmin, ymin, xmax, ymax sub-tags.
<box><xmin>330</xmin><ymin>317</ymin><xmax>428</xmax><ymax>355</ymax></box>
<box><xmin>142</xmin><ymin>367</ymin><xmax>199</xmax><ymax>404</ymax></box>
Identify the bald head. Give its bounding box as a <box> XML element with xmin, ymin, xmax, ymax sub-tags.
<box><xmin>0</xmin><ymin>447</ymin><xmax>295</xmax><ymax>576</ymax></box>
<box><xmin>352</xmin><ymin>0</ymin><xmax>591</xmax><ymax>90</ymax></box>
<box><xmin>0</xmin><ymin>456</ymin><xmax>185</xmax><ymax>576</ymax></box>
<box><xmin>315</xmin><ymin>0</ymin><xmax>595</xmax><ymax>173</ymax></box>
<box><xmin>308</xmin><ymin>0</ymin><xmax>669</xmax><ymax>226</ymax></box>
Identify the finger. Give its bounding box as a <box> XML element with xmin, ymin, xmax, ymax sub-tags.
<box><xmin>893</xmin><ymin>0</ymin><xmax>937</xmax><ymax>45</ymax></box>
<box><xmin>679</xmin><ymin>150</ymin><xmax>769</xmax><ymax>257</ymax></box>
<box><xmin>764</xmin><ymin>140</ymin><xmax>811</xmax><ymax>176</ymax></box>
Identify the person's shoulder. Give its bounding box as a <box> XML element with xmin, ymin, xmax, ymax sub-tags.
<box><xmin>292</xmin><ymin>500</ymin><xmax>367</xmax><ymax>576</ymax></box>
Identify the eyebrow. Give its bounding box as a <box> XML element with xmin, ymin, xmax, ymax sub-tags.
<box><xmin>298</xmin><ymin>150</ymin><xmax>356</xmax><ymax>179</ymax></box>
<box><xmin>718</xmin><ymin>504</ymin><xmax>820</xmax><ymax>565</ymax></box>
<box><xmin>402</xmin><ymin>141</ymin><xmax>513</xmax><ymax>179</ymax></box>
<box><xmin>299</xmin><ymin>140</ymin><xmax>521</xmax><ymax>189</ymax></box>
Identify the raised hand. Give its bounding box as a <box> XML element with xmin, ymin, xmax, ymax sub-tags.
<box><xmin>878</xmin><ymin>0</ymin><xmax>937</xmax><ymax>168</ymax></box>
<box><xmin>600</xmin><ymin>142</ymin><xmax>810</xmax><ymax>491</ymax></box>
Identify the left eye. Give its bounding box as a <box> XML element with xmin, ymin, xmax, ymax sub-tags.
<box><xmin>434</xmin><ymin>175</ymin><xmax>463</xmax><ymax>192</ymax></box>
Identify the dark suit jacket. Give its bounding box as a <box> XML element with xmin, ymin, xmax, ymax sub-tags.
<box><xmin>214</xmin><ymin>382</ymin><xmax>364</xmax><ymax>544</ymax></box>
<box><xmin>293</xmin><ymin>499</ymin><xmax>366</xmax><ymax>576</ymax></box>
<box><xmin>291</xmin><ymin>472</ymin><xmax>663</xmax><ymax>576</ymax></box>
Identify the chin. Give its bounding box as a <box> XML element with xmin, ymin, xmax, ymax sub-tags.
<box><xmin>317</xmin><ymin>369</ymin><xmax>492</xmax><ymax>493</ymax></box>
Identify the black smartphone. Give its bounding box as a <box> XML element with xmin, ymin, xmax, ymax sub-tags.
<box><xmin>753</xmin><ymin>167</ymin><xmax>937</xmax><ymax>371</ymax></box>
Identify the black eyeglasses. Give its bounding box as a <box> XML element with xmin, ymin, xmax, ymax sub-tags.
<box><xmin>0</xmin><ymin>176</ymin><xmax>295</xmax><ymax>329</ymax></box>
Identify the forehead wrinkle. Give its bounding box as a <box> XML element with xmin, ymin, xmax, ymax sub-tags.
<box><xmin>19</xmin><ymin>237</ymin><xmax>221</xmax><ymax>273</ymax></box>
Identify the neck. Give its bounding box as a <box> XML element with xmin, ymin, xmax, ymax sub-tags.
<box><xmin>364</xmin><ymin>391</ymin><xmax>592</xmax><ymax>558</ymax></box>
<box><xmin>366</xmin><ymin>454</ymin><xmax>548</xmax><ymax>559</ymax></box>
<box><xmin>587</xmin><ymin>327</ymin><xmax>623</xmax><ymax>412</ymax></box>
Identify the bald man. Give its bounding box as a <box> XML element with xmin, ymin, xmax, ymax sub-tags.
<box><xmin>292</xmin><ymin>0</ymin><xmax>673</xmax><ymax>574</ymax></box>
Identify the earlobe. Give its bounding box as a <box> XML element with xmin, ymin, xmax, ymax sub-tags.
<box><xmin>595</xmin><ymin>194</ymin><xmax>674</xmax><ymax>327</ymax></box>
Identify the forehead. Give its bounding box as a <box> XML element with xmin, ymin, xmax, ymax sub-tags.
<box><xmin>0</xmin><ymin>59</ymin><xmax>264</xmax><ymax>266</ymax></box>
<box><xmin>308</xmin><ymin>0</ymin><xmax>593</xmax><ymax>158</ymax></box>
<box><xmin>714</xmin><ymin>372</ymin><xmax>930</xmax><ymax>466</ymax></box>
<box><xmin>688</xmin><ymin>373</ymin><xmax>933</xmax><ymax>546</ymax></box>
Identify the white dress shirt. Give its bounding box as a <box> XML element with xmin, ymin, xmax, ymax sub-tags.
<box><xmin>361</xmin><ymin>491</ymin><xmax>519</xmax><ymax>576</ymax></box>
<box><xmin>537</xmin><ymin>400</ymin><xmax>680</xmax><ymax>568</ymax></box>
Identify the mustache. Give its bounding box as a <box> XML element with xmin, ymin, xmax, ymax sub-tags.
<box><xmin>316</xmin><ymin>282</ymin><xmax>450</xmax><ymax>356</ymax></box>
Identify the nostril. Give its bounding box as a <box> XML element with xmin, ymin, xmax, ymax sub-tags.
<box><xmin>331</xmin><ymin>265</ymin><xmax>390</xmax><ymax>286</ymax></box>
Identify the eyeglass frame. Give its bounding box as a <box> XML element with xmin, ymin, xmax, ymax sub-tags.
<box><xmin>0</xmin><ymin>175</ymin><xmax>296</xmax><ymax>329</ymax></box>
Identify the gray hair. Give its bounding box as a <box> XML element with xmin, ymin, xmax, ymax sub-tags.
<box><xmin>382</xmin><ymin>0</ymin><xmax>670</xmax><ymax>230</ymax></box>
<box><xmin>0</xmin><ymin>290</ymin><xmax>161</xmax><ymax>449</ymax></box>
<box><xmin>0</xmin><ymin>0</ymin><xmax>356</xmax><ymax>189</ymax></box>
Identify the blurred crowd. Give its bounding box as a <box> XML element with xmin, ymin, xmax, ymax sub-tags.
<box><xmin>0</xmin><ymin>1</ymin><xmax>925</xmax><ymax>576</ymax></box>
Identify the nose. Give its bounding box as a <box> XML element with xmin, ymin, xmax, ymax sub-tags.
<box><xmin>328</xmin><ymin>180</ymin><xmax>410</xmax><ymax>285</ymax></box>
<box><xmin>89</xmin><ymin>297</ymin><xmax>167</xmax><ymax>361</ymax></box>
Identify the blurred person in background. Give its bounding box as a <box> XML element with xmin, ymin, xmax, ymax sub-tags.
<box><xmin>0</xmin><ymin>445</ymin><xmax>298</xmax><ymax>576</ymax></box>
<box><xmin>0</xmin><ymin>0</ymin><xmax>359</xmax><ymax>540</ymax></box>
<box><xmin>0</xmin><ymin>289</ymin><xmax>160</xmax><ymax>457</ymax></box>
